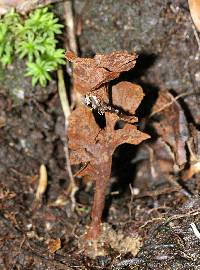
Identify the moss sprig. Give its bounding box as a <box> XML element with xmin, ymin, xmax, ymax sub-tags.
<box><xmin>0</xmin><ymin>7</ymin><xmax>65</xmax><ymax>86</ymax></box>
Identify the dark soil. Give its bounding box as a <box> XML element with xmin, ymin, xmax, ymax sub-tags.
<box><xmin>1</xmin><ymin>1</ymin><xmax>200</xmax><ymax>269</ymax></box>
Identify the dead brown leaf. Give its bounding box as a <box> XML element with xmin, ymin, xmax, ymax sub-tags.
<box><xmin>65</xmin><ymin>51</ymin><xmax>137</xmax><ymax>95</ymax></box>
<box><xmin>152</xmin><ymin>90</ymin><xmax>189</xmax><ymax>168</ymax></box>
<box><xmin>48</xmin><ymin>238</ymin><xmax>61</xmax><ymax>254</ymax></box>
<box><xmin>94</xmin><ymin>51</ymin><xmax>137</xmax><ymax>72</ymax></box>
<box><xmin>66</xmin><ymin>51</ymin><xmax>150</xmax><ymax>241</ymax></box>
<box><xmin>112</xmin><ymin>81</ymin><xmax>144</xmax><ymax>115</ymax></box>
<box><xmin>182</xmin><ymin>125</ymin><xmax>200</xmax><ymax>180</ymax></box>
<box><xmin>188</xmin><ymin>0</ymin><xmax>200</xmax><ymax>31</ymax></box>
<box><xmin>68</xmin><ymin>87</ymin><xmax>149</xmax><ymax>240</ymax></box>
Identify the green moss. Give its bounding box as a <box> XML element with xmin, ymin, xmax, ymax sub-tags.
<box><xmin>0</xmin><ymin>7</ymin><xmax>65</xmax><ymax>87</ymax></box>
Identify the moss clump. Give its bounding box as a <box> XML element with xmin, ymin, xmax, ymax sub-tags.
<box><xmin>0</xmin><ymin>7</ymin><xmax>65</xmax><ymax>87</ymax></box>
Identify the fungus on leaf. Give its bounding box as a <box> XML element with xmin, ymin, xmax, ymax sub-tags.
<box><xmin>66</xmin><ymin>51</ymin><xmax>150</xmax><ymax>240</ymax></box>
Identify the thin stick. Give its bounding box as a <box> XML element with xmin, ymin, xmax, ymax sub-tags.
<box><xmin>150</xmin><ymin>91</ymin><xmax>197</xmax><ymax>117</ymax></box>
<box><xmin>57</xmin><ymin>69</ymin><xmax>71</xmax><ymax>122</ymax></box>
<box><xmin>60</xmin><ymin>2</ymin><xmax>80</xmax><ymax>208</ymax></box>
<box><xmin>63</xmin><ymin>0</ymin><xmax>82</xmax><ymax>107</ymax></box>
<box><xmin>57</xmin><ymin>68</ymin><xmax>78</xmax><ymax>210</ymax></box>
<box><xmin>64</xmin><ymin>0</ymin><xmax>78</xmax><ymax>54</ymax></box>
<box><xmin>63</xmin><ymin>142</ymin><xmax>78</xmax><ymax>211</ymax></box>
<box><xmin>192</xmin><ymin>24</ymin><xmax>200</xmax><ymax>51</ymax></box>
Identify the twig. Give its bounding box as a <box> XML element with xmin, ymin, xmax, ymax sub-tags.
<box><xmin>136</xmin><ymin>186</ymin><xmax>181</xmax><ymax>199</ymax></box>
<box><xmin>63</xmin><ymin>0</ymin><xmax>82</xmax><ymax>107</ymax></box>
<box><xmin>112</xmin><ymin>258</ymin><xmax>146</xmax><ymax>270</ymax></box>
<box><xmin>140</xmin><ymin>209</ymin><xmax>200</xmax><ymax>229</ymax></box>
<box><xmin>64</xmin><ymin>0</ymin><xmax>78</xmax><ymax>55</ymax></box>
<box><xmin>166</xmin><ymin>210</ymin><xmax>200</xmax><ymax>224</ymax></box>
<box><xmin>188</xmin><ymin>6</ymin><xmax>200</xmax><ymax>51</ymax></box>
<box><xmin>63</xmin><ymin>142</ymin><xmax>78</xmax><ymax>211</ymax></box>
<box><xmin>128</xmin><ymin>184</ymin><xmax>136</xmax><ymax>220</ymax></box>
<box><xmin>59</xmin><ymin>1</ymin><xmax>79</xmax><ymax>209</ymax></box>
<box><xmin>57</xmin><ymin>68</ymin><xmax>78</xmax><ymax>210</ymax></box>
<box><xmin>150</xmin><ymin>91</ymin><xmax>197</xmax><ymax>117</ymax></box>
<box><xmin>11</xmin><ymin>235</ymin><xmax>26</xmax><ymax>270</ymax></box>
<box><xmin>192</xmin><ymin>23</ymin><xmax>200</xmax><ymax>51</ymax></box>
<box><xmin>57</xmin><ymin>69</ymin><xmax>71</xmax><ymax>122</ymax></box>
<box><xmin>190</xmin><ymin>222</ymin><xmax>200</xmax><ymax>240</ymax></box>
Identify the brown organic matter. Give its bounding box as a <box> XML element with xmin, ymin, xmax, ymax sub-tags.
<box><xmin>182</xmin><ymin>126</ymin><xmax>200</xmax><ymax>180</ymax></box>
<box><xmin>188</xmin><ymin>0</ymin><xmax>200</xmax><ymax>31</ymax></box>
<box><xmin>152</xmin><ymin>90</ymin><xmax>189</xmax><ymax>168</ymax></box>
<box><xmin>65</xmin><ymin>51</ymin><xmax>137</xmax><ymax>95</ymax></box>
<box><xmin>66</xmin><ymin>51</ymin><xmax>150</xmax><ymax>240</ymax></box>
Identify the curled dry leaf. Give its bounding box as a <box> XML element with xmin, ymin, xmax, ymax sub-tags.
<box><xmin>94</xmin><ymin>51</ymin><xmax>137</xmax><ymax>72</ymax></box>
<box><xmin>48</xmin><ymin>238</ymin><xmax>61</xmax><ymax>254</ymax></box>
<box><xmin>65</xmin><ymin>51</ymin><xmax>137</xmax><ymax>95</ymax></box>
<box><xmin>188</xmin><ymin>0</ymin><xmax>200</xmax><ymax>31</ymax></box>
<box><xmin>133</xmin><ymin>138</ymin><xmax>179</xmax><ymax>199</ymax></box>
<box><xmin>152</xmin><ymin>90</ymin><xmax>189</xmax><ymax>168</ymax></box>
